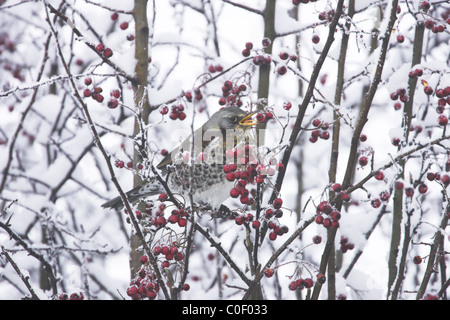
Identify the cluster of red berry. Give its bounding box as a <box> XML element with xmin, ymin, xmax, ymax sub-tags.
<box><xmin>340</xmin><ymin>236</ymin><xmax>354</xmax><ymax>253</ymax></box>
<box><xmin>390</xmin><ymin>87</ymin><xmax>409</xmax><ymax>104</ymax></box>
<box><xmin>94</xmin><ymin>43</ymin><xmax>113</xmax><ymax>59</ymax></box>
<box><xmin>160</xmin><ymin>104</ymin><xmax>187</xmax><ymax>121</ymax></box>
<box><xmin>218</xmin><ymin>80</ymin><xmax>247</xmax><ymax>107</ymax></box>
<box><xmin>427</xmin><ymin>171</ymin><xmax>450</xmax><ymax>188</ymax></box>
<box><xmin>152</xmin><ymin>243</ymin><xmax>185</xmax><ymax>268</ymax></box>
<box><xmin>255</xmin><ymin>111</ymin><xmax>274</xmax><ymax>124</ymax></box>
<box><xmin>114</xmin><ymin>159</ymin><xmax>143</xmax><ymax>171</ymax></box>
<box><xmin>288</xmin><ymin>277</ymin><xmax>314</xmax><ymax>291</ymax></box>
<box><xmin>208</xmin><ymin>64</ymin><xmax>223</xmax><ymax>73</ymax></box>
<box><xmin>423</xmin><ymin>17</ymin><xmax>447</xmax><ymax>34</ymax></box>
<box><xmin>276</xmin><ymin>50</ymin><xmax>298</xmax><ymax>75</ymax></box>
<box><xmin>82</xmin><ymin>78</ymin><xmax>103</xmax><ymax>102</ymax></box>
<box><xmin>309</xmin><ymin>118</ymin><xmax>331</xmax><ymax>143</ymax></box>
<box><xmin>0</xmin><ymin>32</ymin><xmax>24</xmax><ymax>82</ymax></box>
<box><xmin>126</xmin><ymin>265</ymin><xmax>161</xmax><ymax>300</ymax></box>
<box><xmin>318</xmin><ymin>9</ymin><xmax>335</xmax><ymax>22</ymax></box>
<box><xmin>56</xmin><ymin>292</ymin><xmax>84</xmax><ymax>300</ymax></box>
<box><xmin>167</xmin><ymin>208</ymin><xmax>188</xmax><ymax>227</ymax></box>
<box><xmin>243</xmin><ymin>39</ymin><xmax>273</xmax><ymax>67</ymax></box>
<box><xmin>184</xmin><ymin>89</ymin><xmax>203</xmax><ymax>103</ymax></box>
<box><xmin>314</xmin><ymin>200</ymin><xmax>342</xmax><ymax>229</ymax></box>
<box><xmin>82</xmin><ymin>78</ymin><xmax>121</xmax><ymax>108</ymax></box>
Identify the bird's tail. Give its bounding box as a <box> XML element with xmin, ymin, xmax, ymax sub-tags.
<box><xmin>101</xmin><ymin>178</ymin><xmax>164</xmax><ymax>210</ymax></box>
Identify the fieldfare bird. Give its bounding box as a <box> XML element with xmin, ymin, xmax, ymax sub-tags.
<box><xmin>101</xmin><ymin>107</ymin><xmax>258</xmax><ymax>210</ymax></box>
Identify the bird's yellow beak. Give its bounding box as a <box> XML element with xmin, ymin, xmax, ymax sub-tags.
<box><xmin>238</xmin><ymin>112</ymin><xmax>258</xmax><ymax>127</ymax></box>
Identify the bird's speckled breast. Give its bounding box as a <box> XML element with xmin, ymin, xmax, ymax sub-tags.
<box><xmin>167</xmin><ymin>163</ymin><xmax>233</xmax><ymax>208</ymax></box>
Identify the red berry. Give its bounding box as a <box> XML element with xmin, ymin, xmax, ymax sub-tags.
<box><xmin>304</xmin><ymin>278</ymin><xmax>314</xmax><ymax>289</ymax></box>
<box><xmin>230</xmin><ymin>188</ymin><xmax>240</xmax><ymax>198</ymax></box>
<box><xmin>436</xmin><ymin>89</ymin><xmax>445</xmax><ymax>98</ymax></box>
<box><xmin>380</xmin><ymin>191</ymin><xmax>390</xmax><ymax>201</ymax></box>
<box><xmin>313</xmin><ymin>235</ymin><xmax>322</xmax><ymax>244</ymax></box>
<box><xmin>438</xmin><ymin>115</ymin><xmax>448</xmax><ymax>126</ymax></box>
<box><xmin>371</xmin><ymin>198</ymin><xmax>381</xmax><ymax>208</ymax></box>
<box><xmin>269</xmin><ymin>232</ymin><xmax>277</xmax><ymax>241</ymax></box>
<box><xmin>139</xmin><ymin>255</ymin><xmax>148</xmax><ymax>264</ymax></box>
<box><xmin>226</xmin><ymin>172</ymin><xmax>235</xmax><ymax>181</ymax></box>
<box><xmin>420</xmin><ymin>1</ymin><xmax>430</xmax><ymax>10</ymax></box>
<box><xmin>146</xmin><ymin>290</ymin><xmax>157</xmax><ymax>299</ymax></box>
<box><xmin>374</xmin><ymin>170</ymin><xmax>385</xmax><ymax>180</ymax></box>
<box><xmin>331</xmin><ymin>211</ymin><xmax>341</xmax><ymax>221</ymax></box>
<box><xmin>264</xmin><ymin>112</ymin><xmax>273</xmax><ymax>120</ymax></box>
<box><xmin>279</xmin><ymin>52</ymin><xmax>289</xmax><ymax>60</ymax></box>
<box><xmin>262</xmin><ymin>38</ymin><xmax>271</xmax><ymax>47</ymax></box>
<box><xmin>315</xmin><ymin>215</ymin><xmax>324</xmax><ymax>224</ymax></box>
<box><xmin>107</xmin><ymin>99</ymin><xmax>119</xmax><ymax>109</ymax></box>
<box><xmin>95</xmin><ymin>43</ymin><xmax>104</xmax><ymax>52</ymax></box>
<box><xmin>153</xmin><ymin>246</ymin><xmax>162</xmax><ymax>255</ymax></box>
<box><xmin>424</xmin><ymin>86</ymin><xmax>433</xmax><ymax>95</ymax></box>
<box><xmin>111</xmin><ymin>89</ymin><xmax>121</xmax><ymax>98</ymax></box>
<box><xmin>405</xmin><ymin>187</ymin><xmax>414</xmax><ymax>197</ymax></box>
<box><xmin>264</xmin><ymin>268</ymin><xmax>274</xmax><ymax>278</ymax></box>
<box><xmin>256</xmin><ymin>113</ymin><xmax>266</xmax><ymax>123</ymax></box>
<box><xmin>115</xmin><ymin>159</ymin><xmax>124</xmax><ymax>168</ymax></box>
<box><xmin>413</xmin><ymin>255</ymin><xmax>422</xmax><ymax>264</ymax></box>
<box><xmin>120</xmin><ymin>21</ymin><xmax>129</xmax><ymax>30</ymax></box>
<box><xmin>178</xmin><ymin>218</ymin><xmax>187</xmax><ymax>227</ymax></box>
<box><xmin>359</xmin><ymin>156</ymin><xmax>368</xmax><ymax>166</ymax></box>
<box><xmin>103</xmin><ymin>48</ymin><xmax>113</xmax><ymax>58</ymax></box>
<box><xmin>418</xmin><ymin>184</ymin><xmax>428</xmax><ymax>194</ymax></box>
<box><xmin>127</xmin><ymin>286</ymin><xmax>138</xmax><ymax>297</ymax></box>
<box><xmin>442</xmin><ymin>174</ymin><xmax>450</xmax><ymax>186</ymax></box>
<box><xmin>312</xmin><ymin>35</ymin><xmax>320</xmax><ymax>44</ymax></box>
<box><xmin>277</xmin><ymin>66</ymin><xmax>287</xmax><ymax>75</ymax></box>
<box><xmin>158</xmin><ymin>193</ymin><xmax>168</xmax><ymax>201</ymax></box>
<box><xmin>390</xmin><ymin>92</ymin><xmax>399</xmax><ymax>100</ymax></box>
<box><xmin>273</xmin><ymin>198</ymin><xmax>283</xmax><ymax>209</ymax></box>
<box><xmin>283</xmin><ymin>102</ymin><xmax>292</xmax><ymax>110</ymax></box>
<box><xmin>395</xmin><ymin>181</ymin><xmax>404</xmax><ymax>189</ymax></box>
<box><xmin>317</xmin><ymin>273</ymin><xmax>326</xmax><ymax>284</ymax></box>
<box><xmin>392</xmin><ymin>138</ymin><xmax>401</xmax><ymax>147</ymax></box>
<box><xmin>242</xmin><ymin>49</ymin><xmax>251</xmax><ymax>57</ymax></box>
<box><xmin>252</xmin><ymin>220</ymin><xmax>261</xmax><ymax>229</ymax></box>
<box><xmin>83</xmin><ymin>88</ymin><xmax>92</xmax><ymax>97</ymax></box>
<box><xmin>396</xmin><ymin>34</ymin><xmax>405</xmax><ymax>43</ymax></box>
<box><xmin>168</xmin><ymin>215</ymin><xmax>179</xmax><ymax>224</ymax></box>
<box><xmin>424</xmin><ymin>19</ymin><xmax>434</xmax><ymax>29</ymax></box>
<box><xmin>159</xmin><ymin>106</ymin><xmax>169</xmax><ymax>115</ymax></box>
<box><xmin>235</xmin><ymin>216</ymin><xmax>244</xmax><ymax>225</ymax></box>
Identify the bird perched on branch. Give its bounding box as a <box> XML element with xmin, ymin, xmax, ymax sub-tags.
<box><xmin>101</xmin><ymin>107</ymin><xmax>258</xmax><ymax>211</ymax></box>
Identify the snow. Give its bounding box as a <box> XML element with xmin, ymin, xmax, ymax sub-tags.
<box><xmin>0</xmin><ymin>0</ymin><xmax>449</xmax><ymax>302</ymax></box>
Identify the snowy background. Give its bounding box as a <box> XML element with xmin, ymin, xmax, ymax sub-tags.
<box><xmin>0</xmin><ymin>0</ymin><xmax>449</xmax><ymax>300</ymax></box>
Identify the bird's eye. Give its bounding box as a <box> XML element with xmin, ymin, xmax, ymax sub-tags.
<box><xmin>230</xmin><ymin>116</ymin><xmax>238</xmax><ymax>123</ymax></box>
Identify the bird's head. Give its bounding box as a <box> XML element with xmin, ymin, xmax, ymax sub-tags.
<box><xmin>205</xmin><ymin>107</ymin><xmax>258</xmax><ymax>132</ymax></box>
